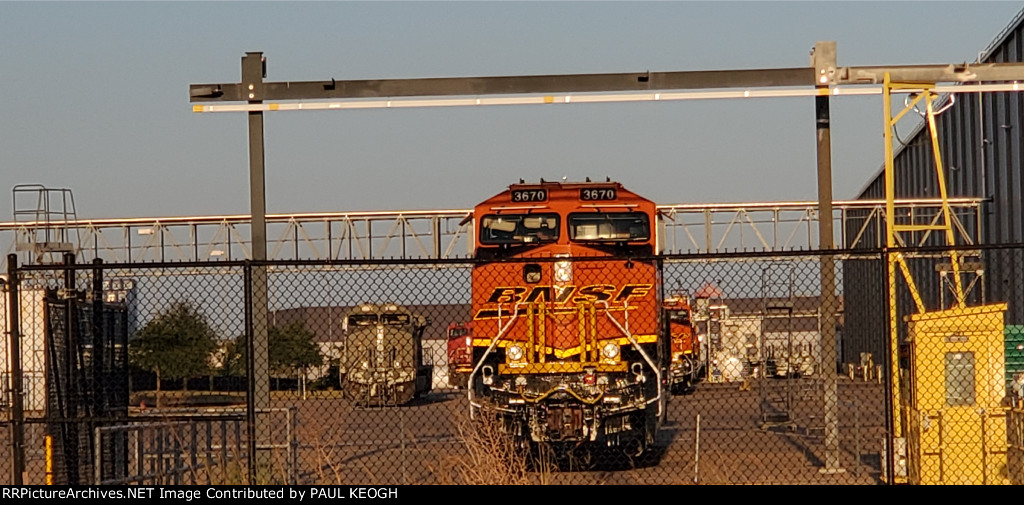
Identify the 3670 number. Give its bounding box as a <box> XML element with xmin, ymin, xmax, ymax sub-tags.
<box><xmin>580</xmin><ymin>188</ymin><xmax>617</xmax><ymax>201</ymax></box>
<box><xmin>511</xmin><ymin>190</ymin><xmax>547</xmax><ymax>202</ymax></box>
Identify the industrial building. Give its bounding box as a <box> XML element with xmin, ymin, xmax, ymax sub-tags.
<box><xmin>845</xmin><ymin>8</ymin><xmax>1024</xmax><ymax>371</ymax></box>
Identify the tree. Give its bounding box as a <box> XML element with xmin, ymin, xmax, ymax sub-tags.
<box><xmin>269</xmin><ymin>322</ymin><xmax>324</xmax><ymax>377</ymax></box>
<box><xmin>223</xmin><ymin>322</ymin><xmax>324</xmax><ymax>383</ymax></box>
<box><xmin>129</xmin><ymin>301</ymin><xmax>218</xmax><ymax>407</ymax></box>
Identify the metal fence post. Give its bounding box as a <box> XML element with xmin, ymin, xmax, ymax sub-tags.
<box><xmin>173</xmin><ymin>426</ymin><xmax>182</xmax><ymax>485</ymax></box>
<box><xmin>881</xmin><ymin>248</ymin><xmax>896</xmax><ymax>485</ymax></box>
<box><xmin>61</xmin><ymin>252</ymin><xmax>81</xmax><ymax>483</ymax></box>
<box><xmin>90</xmin><ymin>258</ymin><xmax>106</xmax><ymax>483</ymax></box>
<box><xmin>156</xmin><ymin>426</ymin><xmax>165</xmax><ymax>485</ymax></box>
<box><xmin>190</xmin><ymin>422</ymin><xmax>198</xmax><ymax>485</ymax></box>
<box><xmin>287</xmin><ymin>407</ymin><xmax>296</xmax><ymax>484</ymax></box>
<box><xmin>205</xmin><ymin>420</ymin><xmax>213</xmax><ymax>485</ymax></box>
<box><xmin>219</xmin><ymin>420</ymin><xmax>228</xmax><ymax>477</ymax></box>
<box><xmin>243</xmin><ymin>260</ymin><xmax>256</xmax><ymax>484</ymax></box>
<box><xmin>93</xmin><ymin>425</ymin><xmax>101</xmax><ymax>484</ymax></box>
<box><xmin>7</xmin><ymin>253</ymin><xmax>25</xmax><ymax>485</ymax></box>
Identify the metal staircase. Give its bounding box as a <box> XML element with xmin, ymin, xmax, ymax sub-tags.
<box><xmin>11</xmin><ymin>185</ymin><xmax>79</xmax><ymax>264</ymax></box>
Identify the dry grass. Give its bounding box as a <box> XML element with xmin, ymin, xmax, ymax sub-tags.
<box><xmin>206</xmin><ymin>454</ymin><xmax>248</xmax><ymax>485</ymax></box>
<box><xmin>434</xmin><ymin>407</ymin><xmax>554</xmax><ymax>485</ymax></box>
<box><xmin>305</xmin><ymin>430</ymin><xmax>351</xmax><ymax>484</ymax></box>
<box><xmin>293</xmin><ymin>411</ymin><xmax>390</xmax><ymax>485</ymax></box>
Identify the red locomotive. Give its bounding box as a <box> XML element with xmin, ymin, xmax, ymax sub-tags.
<box><xmin>446</xmin><ymin>321</ymin><xmax>473</xmax><ymax>389</ymax></box>
<box><xmin>467</xmin><ymin>180</ymin><xmax>668</xmax><ymax>457</ymax></box>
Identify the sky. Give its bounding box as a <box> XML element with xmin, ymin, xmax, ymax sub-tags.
<box><xmin>2</xmin><ymin>1</ymin><xmax>1023</xmax><ymax>222</ymax></box>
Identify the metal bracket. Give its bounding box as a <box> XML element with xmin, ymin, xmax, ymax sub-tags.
<box><xmin>811</xmin><ymin>41</ymin><xmax>837</xmax><ymax>86</ymax></box>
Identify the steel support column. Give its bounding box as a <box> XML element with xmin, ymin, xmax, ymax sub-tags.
<box><xmin>242</xmin><ymin>51</ymin><xmax>272</xmax><ymax>480</ymax></box>
<box><xmin>813</xmin><ymin>41</ymin><xmax>843</xmax><ymax>474</ymax></box>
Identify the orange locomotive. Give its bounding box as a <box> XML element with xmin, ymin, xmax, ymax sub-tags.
<box><xmin>467</xmin><ymin>180</ymin><xmax>668</xmax><ymax>456</ymax></box>
<box><xmin>664</xmin><ymin>294</ymin><xmax>703</xmax><ymax>394</ymax></box>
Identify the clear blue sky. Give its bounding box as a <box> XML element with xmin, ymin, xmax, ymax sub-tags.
<box><xmin>2</xmin><ymin>1</ymin><xmax>1022</xmax><ymax>221</ymax></box>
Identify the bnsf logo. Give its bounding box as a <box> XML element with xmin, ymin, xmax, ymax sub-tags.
<box><xmin>474</xmin><ymin>284</ymin><xmax>653</xmax><ymax>320</ymax></box>
<box><xmin>483</xmin><ymin>284</ymin><xmax>653</xmax><ymax>304</ymax></box>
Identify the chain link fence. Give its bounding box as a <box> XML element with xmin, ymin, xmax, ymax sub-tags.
<box><xmin>3</xmin><ymin>246</ymin><xmax>1023</xmax><ymax>484</ymax></box>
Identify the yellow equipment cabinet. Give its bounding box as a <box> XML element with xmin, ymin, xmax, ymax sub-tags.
<box><xmin>905</xmin><ymin>303</ymin><xmax>1009</xmax><ymax>485</ymax></box>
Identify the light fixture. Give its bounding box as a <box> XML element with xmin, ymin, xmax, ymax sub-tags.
<box><xmin>554</xmin><ymin>254</ymin><xmax>572</xmax><ymax>283</ymax></box>
<box><xmin>507</xmin><ymin>344</ymin><xmax>525</xmax><ymax>361</ymax></box>
<box><xmin>602</xmin><ymin>342</ymin><xmax>619</xmax><ymax>360</ymax></box>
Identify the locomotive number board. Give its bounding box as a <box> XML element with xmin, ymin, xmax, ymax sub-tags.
<box><xmin>580</xmin><ymin>188</ymin><xmax>617</xmax><ymax>201</ymax></box>
<box><xmin>511</xmin><ymin>189</ymin><xmax>548</xmax><ymax>202</ymax></box>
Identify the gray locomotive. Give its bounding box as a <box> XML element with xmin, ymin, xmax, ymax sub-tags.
<box><xmin>339</xmin><ymin>304</ymin><xmax>432</xmax><ymax>406</ymax></box>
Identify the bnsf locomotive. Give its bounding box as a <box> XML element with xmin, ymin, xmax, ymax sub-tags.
<box><xmin>468</xmin><ymin>180</ymin><xmax>669</xmax><ymax>457</ymax></box>
<box><xmin>664</xmin><ymin>295</ymin><xmax>703</xmax><ymax>394</ymax></box>
<box><xmin>340</xmin><ymin>304</ymin><xmax>432</xmax><ymax>406</ymax></box>
<box><xmin>446</xmin><ymin>321</ymin><xmax>473</xmax><ymax>388</ymax></box>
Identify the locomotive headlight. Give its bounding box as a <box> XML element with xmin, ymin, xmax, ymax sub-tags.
<box><xmin>601</xmin><ymin>342</ymin><xmax>620</xmax><ymax>360</ymax></box>
<box><xmin>554</xmin><ymin>258</ymin><xmax>572</xmax><ymax>283</ymax></box>
<box><xmin>507</xmin><ymin>344</ymin><xmax>525</xmax><ymax>361</ymax></box>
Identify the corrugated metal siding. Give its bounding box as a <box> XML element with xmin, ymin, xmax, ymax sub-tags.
<box><xmin>848</xmin><ymin>8</ymin><xmax>1024</xmax><ymax>366</ymax></box>
<box><xmin>981</xmin><ymin>27</ymin><xmax>1024</xmax><ymax>245</ymax></box>
<box><xmin>839</xmin><ymin>255</ymin><xmax>886</xmax><ymax>366</ymax></box>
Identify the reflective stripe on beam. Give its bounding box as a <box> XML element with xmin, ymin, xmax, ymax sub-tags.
<box><xmin>192</xmin><ymin>83</ymin><xmax>1024</xmax><ymax>113</ymax></box>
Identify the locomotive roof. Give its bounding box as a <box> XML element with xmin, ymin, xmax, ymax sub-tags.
<box><xmin>507</xmin><ymin>179</ymin><xmax>624</xmax><ymax>189</ymax></box>
<box><xmin>477</xmin><ymin>180</ymin><xmax>654</xmax><ymax>208</ymax></box>
<box><xmin>505</xmin><ymin>180</ymin><xmax>630</xmax><ymax>193</ymax></box>
<box><xmin>344</xmin><ymin>303</ymin><xmax>423</xmax><ymax>317</ymax></box>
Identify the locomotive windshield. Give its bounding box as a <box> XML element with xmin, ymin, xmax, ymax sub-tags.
<box><xmin>480</xmin><ymin>214</ymin><xmax>560</xmax><ymax>245</ymax></box>
<box><xmin>668</xmin><ymin>309</ymin><xmax>691</xmax><ymax>326</ymax></box>
<box><xmin>381</xmin><ymin>313</ymin><xmax>411</xmax><ymax>325</ymax></box>
<box><xmin>348</xmin><ymin>314</ymin><xmax>378</xmax><ymax>326</ymax></box>
<box><xmin>449</xmin><ymin>326</ymin><xmax>470</xmax><ymax>337</ymax></box>
<box><xmin>568</xmin><ymin>212</ymin><xmax>650</xmax><ymax>242</ymax></box>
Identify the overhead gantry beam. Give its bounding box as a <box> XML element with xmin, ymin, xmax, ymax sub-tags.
<box><xmin>189</xmin><ymin>62</ymin><xmax>1024</xmax><ymax>103</ymax></box>
<box><xmin>190</xmin><ymin>68</ymin><xmax>815</xmax><ymax>102</ymax></box>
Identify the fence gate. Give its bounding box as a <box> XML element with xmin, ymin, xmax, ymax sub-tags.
<box><xmin>44</xmin><ymin>284</ymin><xmax>129</xmax><ymax>484</ymax></box>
